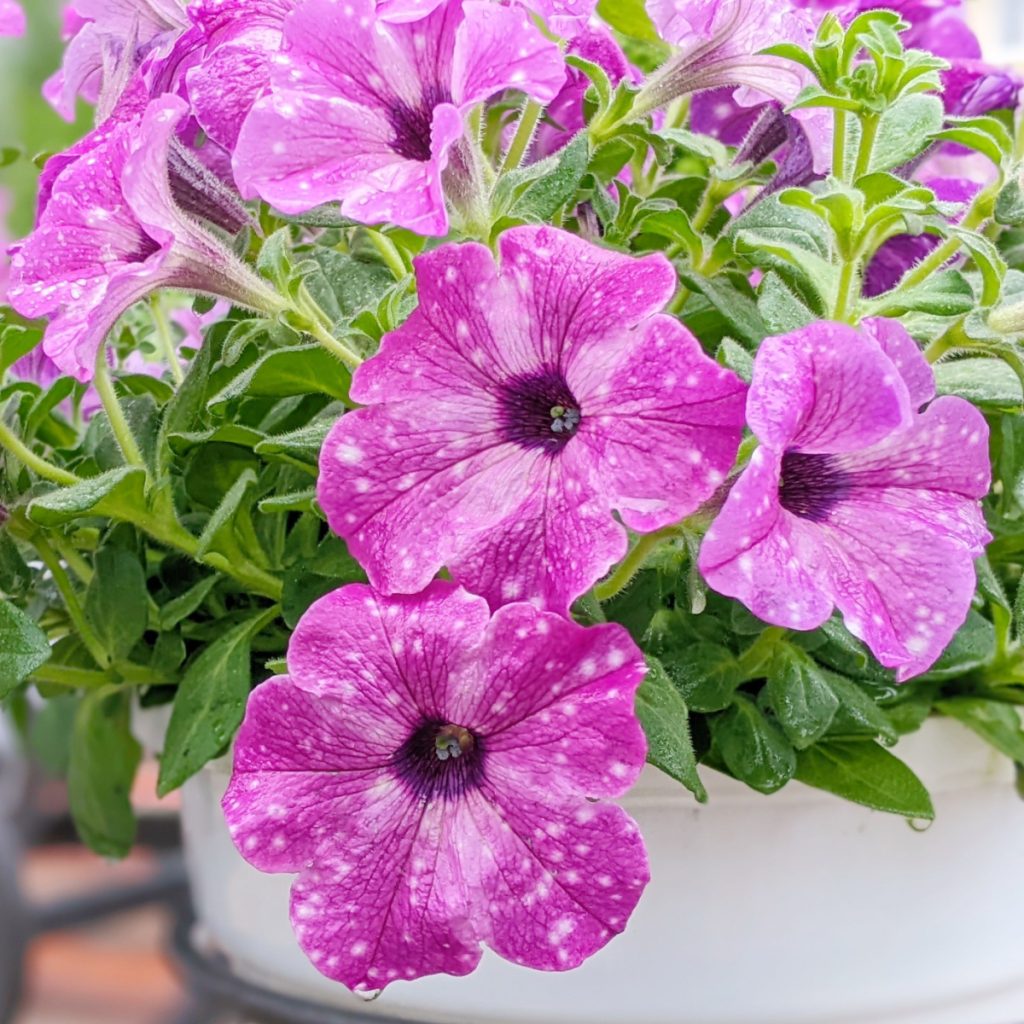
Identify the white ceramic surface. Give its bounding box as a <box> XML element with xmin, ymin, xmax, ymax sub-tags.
<box><xmin>181</xmin><ymin>717</ymin><xmax>1024</xmax><ymax>1024</ymax></box>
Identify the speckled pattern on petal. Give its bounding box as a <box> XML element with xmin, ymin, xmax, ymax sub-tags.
<box><xmin>223</xmin><ymin>582</ymin><xmax>649</xmax><ymax>993</ymax></box>
<box><xmin>701</xmin><ymin>320</ymin><xmax>991</xmax><ymax>680</ymax></box>
<box><xmin>318</xmin><ymin>225</ymin><xmax>747</xmax><ymax>613</ymax></box>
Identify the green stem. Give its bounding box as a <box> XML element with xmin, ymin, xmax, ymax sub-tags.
<box><xmin>833</xmin><ymin>109</ymin><xmax>847</xmax><ymax>179</ymax></box>
<box><xmin>50</xmin><ymin>536</ymin><xmax>94</xmax><ymax>584</ymax></box>
<box><xmin>33</xmin><ymin>535</ymin><xmax>110</xmax><ymax>670</ymax></box>
<box><xmin>94</xmin><ymin>351</ymin><xmax>146</xmax><ymax>468</ymax></box>
<box><xmin>736</xmin><ymin>627</ymin><xmax>787</xmax><ymax>681</ymax></box>
<box><xmin>595</xmin><ymin>528</ymin><xmax>680</xmax><ymax>602</ymax></box>
<box><xmin>852</xmin><ymin>114</ymin><xmax>879</xmax><ymax>180</ymax></box>
<box><xmin>833</xmin><ymin>253</ymin><xmax>860</xmax><ymax>322</ymax></box>
<box><xmin>131</xmin><ymin>511</ymin><xmax>284</xmax><ymax>602</ymax></box>
<box><xmin>29</xmin><ymin>663</ymin><xmax>112</xmax><ymax>690</ymax></box>
<box><xmin>0</xmin><ymin>420</ymin><xmax>80</xmax><ymax>485</ymax></box>
<box><xmin>150</xmin><ymin>295</ymin><xmax>185</xmax><ymax>385</ymax></box>
<box><xmin>305</xmin><ymin>315</ymin><xmax>365</xmax><ymax>370</ymax></box>
<box><xmin>691</xmin><ymin>184</ymin><xmax>719</xmax><ymax>235</ymax></box>
<box><xmin>366</xmin><ymin>230</ymin><xmax>409</xmax><ymax>281</ymax></box>
<box><xmin>501</xmin><ymin>98</ymin><xmax>544</xmax><ymax>173</ymax></box>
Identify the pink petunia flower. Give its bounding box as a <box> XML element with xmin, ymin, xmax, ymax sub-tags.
<box><xmin>7</xmin><ymin>92</ymin><xmax>283</xmax><ymax>382</ymax></box>
<box><xmin>318</xmin><ymin>225</ymin><xmax>748</xmax><ymax>614</ymax></box>
<box><xmin>223</xmin><ymin>581</ymin><xmax>650</xmax><ymax>992</ymax></box>
<box><xmin>642</xmin><ymin>0</ymin><xmax>817</xmax><ymax>110</ymax></box>
<box><xmin>44</xmin><ymin>0</ymin><xmax>189</xmax><ymax>121</ymax></box>
<box><xmin>232</xmin><ymin>0</ymin><xmax>566</xmax><ymax>235</ymax></box>
<box><xmin>0</xmin><ymin>0</ymin><xmax>24</xmax><ymax>36</ymax></box>
<box><xmin>699</xmin><ymin>319</ymin><xmax>992</xmax><ymax>681</ymax></box>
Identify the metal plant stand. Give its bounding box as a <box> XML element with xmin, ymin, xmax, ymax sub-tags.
<box><xmin>169</xmin><ymin>911</ymin><xmax>411</xmax><ymax>1024</ymax></box>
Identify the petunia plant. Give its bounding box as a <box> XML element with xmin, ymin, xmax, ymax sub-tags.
<box><xmin>2</xmin><ymin>0</ymin><xmax>1024</xmax><ymax>994</ymax></box>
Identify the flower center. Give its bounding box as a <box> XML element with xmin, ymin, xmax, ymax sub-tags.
<box><xmin>498</xmin><ymin>367</ymin><xmax>583</xmax><ymax>454</ymax></box>
<box><xmin>394</xmin><ymin>719</ymin><xmax>484</xmax><ymax>800</ymax></box>
<box><xmin>386</xmin><ymin>86</ymin><xmax>450</xmax><ymax>163</ymax></box>
<box><xmin>778</xmin><ymin>451</ymin><xmax>850</xmax><ymax>522</ymax></box>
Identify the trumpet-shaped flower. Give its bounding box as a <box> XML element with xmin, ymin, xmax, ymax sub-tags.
<box><xmin>45</xmin><ymin>0</ymin><xmax>188</xmax><ymax>120</ymax></box>
<box><xmin>699</xmin><ymin>319</ymin><xmax>991</xmax><ymax>681</ymax></box>
<box><xmin>7</xmin><ymin>93</ymin><xmax>283</xmax><ymax>382</ymax></box>
<box><xmin>223</xmin><ymin>582</ymin><xmax>650</xmax><ymax>992</ymax></box>
<box><xmin>318</xmin><ymin>225</ymin><xmax>747</xmax><ymax>614</ymax></box>
<box><xmin>232</xmin><ymin>0</ymin><xmax>565</xmax><ymax>235</ymax></box>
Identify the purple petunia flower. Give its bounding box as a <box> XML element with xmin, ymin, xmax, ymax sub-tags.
<box><xmin>699</xmin><ymin>318</ymin><xmax>991</xmax><ymax>681</ymax></box>
<box><xmin>0</xmin><ymin>0</ymin><xmax>24</xmax><ymax>36</ymax></box>
<box><xmin>317</xmin><ymin>225</ymin><xmax>747</xmax><ymax>614</ymax></box>
<box><xmin>232</xmin><ymin>0</ymin><xmax>565</xmax><ymax>235</ymax></box>
<box><xmin>7</xmin><ymin>92</ymin><xmax>283</xmax><ymax>382</ymax></box>
<box><xmin>45</xmin><ymin>0</ymin><xmax>189</xmax><ymax>121</ymax></box>
<box><xmin>223</xmin><ymin>582</ymin><xmax>650</xmax><ymax>992</ymax></box>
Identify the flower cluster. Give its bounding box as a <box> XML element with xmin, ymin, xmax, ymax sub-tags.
<box><xmin>1</xmin><ymin>0</ymin><xmax>1016</xmax><ymax>1003</ymax></box>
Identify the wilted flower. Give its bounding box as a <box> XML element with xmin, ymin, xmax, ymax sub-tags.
<box><xmin>233</xmin><ymin>0</ymin><xmax>565</xmax><ymax>235</ymax></box>
<box><xmin>224</xmin><ymin>582</ymin><xmax>650</xmax><ymax>992</ymax></box>
<box><xmin>318</xmin><ymin>225</ymin><xmax>747</xmax><ymax>613</ymax></box>
<box><xmin>7</xmin><ymin>93</ymin><xmax>284</xmax><ymax>382</ymax></box>
<box><xmin>700</xmin><ymin>318</ymin><xmax>991</xmax><ymax>681</ymax></box>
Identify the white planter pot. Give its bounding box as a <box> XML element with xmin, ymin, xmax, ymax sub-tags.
<box><xmin>180</xmin><ymin>717</ymin><xmax>1024</xmax><ymax>1024</ymax></box>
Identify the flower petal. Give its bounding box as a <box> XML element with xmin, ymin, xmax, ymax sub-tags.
<box><xmin>860</xmin><ymin>316</ymin><xmax>935</xmax><ymax>409</ymax></box>
<box><xmin>464</xmin><ymin>786</ymin><xmax>649</xmax><ymax>971</ymax></box>
<box><xmin>578</xmin><ymin>314</ymin><xmax>747</xmax><ymax>533</ymax></box>
<box><xmin>749</xmin><ymin>322</ymin><xmax>913</xmax><ymax>453</ymax></box>
<box><xmin>287</xmin><ymin>581</ymin><xmax>490</xmax><ymax>721</ymax></box>
<box><xmin>699</xmin><ymin>448</ymin><xmax>834</xmax><ymax>630</ymax></box>
<box><xmin>460</xmin><ymin>605</ymin><xmax>647</xmax><ymax>796</ymax></box>
<box><xmin>290</xmin><ymin>780</ymin><xmax>483</xmax><ymax>991</ymax></box>
<box><xmin>222</xmin><ymin>676</ymin><xmax>389</xmax><ymax>872</ymax></box>
<box><xmin>453</xmin><ymin>0</ymin><xmax>565</xmax><ymax>107</ymax></box>
<box><xmin>318</xmin><ymin>403</ymin><xmax>536</xmax><ymax>595</ymax></box>
<box><xmin>447</xmin><ymin>452</ymin><xmax>626</xmax><ymax>614</ymax></box>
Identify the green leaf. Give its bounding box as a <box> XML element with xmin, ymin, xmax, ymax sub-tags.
<box><xmin>765</xmin><ymin>646</ymin><xmax>840</xmax><ymax>749</ymax></box>
<box><xmin>717</xmin><ymin>337</ymin><xmax>753</xmax><ymax>383</ymax></box>
<box><xmin>677</xmin><ymin>273</ymin><xmax>767</xmax><ymax>347</ymax></box>
<box><xmin>660</xmin><ymin>641</ymin><xmax>741</xmax><ymax>713</ymax></box>
<box><xmin>68</xmin><ymin>687</ymin><xmax>142</xmax><ymax>857</ymax></box>
<box><xmin>208</xmin><ymin>344</ymin><xmax>351</xmax><ymax>411</ymax></box>
<box><xmin>757</xmin><ymin>272</ymin><xmax>817</xmax><ymax>332</ymax></box>
<box><xmin>710</xmin><ymin>695</ymin><xmax>797</xmax><ymax>794</ymax></box>
<box><xmin>869</xmin><ymin>94</ymin><xmax>945</xmax><ymax>174</ymax></box>
<box><xmin>865</xmin><ymin>269</ymin><xmax>974</xmax><ymax>317</ymax></box>
<box><xmin>282</xmin><ymin>536</ymin><xmax>366</xmax><ymax>628</ymax></box>
<box><xmin>635</xmin><ymin>657</ymin><xmax>707</xmax><ymax>801</ymax></box>
<box><xmin>922</xmin><ymin>610</ymin><xmax>996</xmax><ymax>680</ymax></box>
<box><xmin>159</xmin><ymin>575</ymin><xmax>218</xmax><ymax>631</ymax></box>
<box><xmin>935</xmin><ymin>697</ymin><xmax>1024</xmax><ymax>762</ymax></box>
<box><xmin>27</xmin><ymin>467</ymin><xmax>147</xmax><ymax>528</ymax></box>
<box><xmin>84</xmin><ymin>548</ymin><xmax>148</xmax><ymax>663</ymax></box>
<box><xmin>794</xmin><ymin>740</ymin><xmax>934</xmax><ymax>818</ymax></box>
<box><xmin>822</xmin><ymin>670</ymin><xmax>899</xmax><ymax>742</ymax></box>
<box><xmin>301</xmin><ymin>250</ymin><xmax>395</xmax><ymax>324</ymax></box>
<box><xmin>0</xmin><ymin>600</ymin><xmax>52</xmax><ymax>698</ymax></box>
<box><xmin>195</xmin><ymin>468</ymin><xmax>258</xmax><ymax>559</ymax></box>
<box><xmin>255</xmin><ymin>419</ymin><xmax>332</xmax><ymax>468</ymax></box>
<box><xmin>935</xmin><ymin>358</ymin><xmax>1022</xmax><ymax>411</ymax></box>
<box><xmin>597</xmin><ymin>0</ymin><xmax>660</xmax><ymax>41</ymax></box>
<box><xmin>184</xmin><ymin>442</ymin><xmax>262</xmax><ymax>508</ymax></box>
<box><xmin>996</xmin><ymin>177</ymin><xmax>1024</xmax><ymax>227</ymax></box>
<box><xmin>157</xmin><ymin>612</ymin><xmax>268</xmax><ymax>795</ymax></box>
<box><xmin>0</xmin><ymin>532</ymin><xmax>32</xmax><ymax>598</ymax></box>
<box><xmin>509</xmin><ymin>133</ymin><xmax>589</xmax><ymax>222</ymax></box>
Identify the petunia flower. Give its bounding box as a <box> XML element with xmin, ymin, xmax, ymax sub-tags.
<box><xmin>318</xmin><ymin>226</ymin><xmax>747</xmax><ymax>614</ymax></box>
<box><xmin>44</xmin><ymin>0</ymin><xmax>188</xmax><ymax>121</ymax></box>
<box><xmin>0</xmin><ymin>0</ymin><xmax>24</xmax><ymax>36</ymax></box>
<box><xmin>699</xmin><ymin>318</ymin><xmax>991</xmax><ymax>681</ymax></box>
<box><xmin>223</xmin><ymin>581</ymin><xmax>650</xmax><ymax>992</ymax></box>
<box><xmin>639</xmin><ymin>1</ymin><xmax>817</xmax><ymax>115</ymax></box>
<box><xmin>7</xmin><ymin>93</ymin><xmax>284</xmax><ymax>382</ymax></box>
<box><xmin>232</xmin><ymin>0</ymin><xmax>566</xmax><ymax>235</ymax></box>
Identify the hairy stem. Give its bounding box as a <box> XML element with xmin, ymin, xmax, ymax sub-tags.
<box><xmin>501</xmin><ymin>99</ymin><xmax>544</xmax><ymax>173</ymax></box>
<box><xmin>94</xmin><ymin>351</ymin><xmax>146</xmax><ymax>469</ymax></box>
<box><xmin>0</xmin><ymin>420</ymin><xmax>79</xmax><ymax>486</ymax></box>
